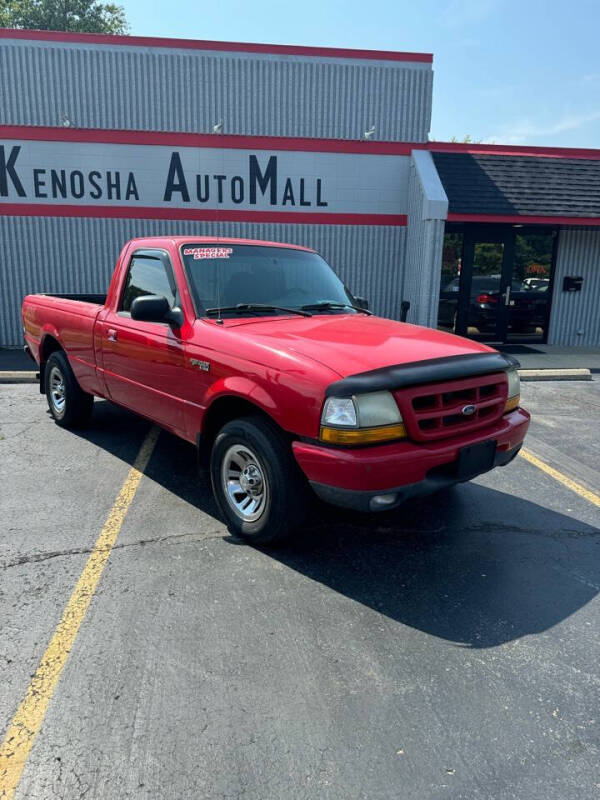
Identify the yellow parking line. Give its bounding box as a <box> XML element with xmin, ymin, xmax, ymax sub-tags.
<box><xmin>0</xmin><ymin>426</ymin><xmax>160</xmax><ymax>800</ymax></box>
<box><xmin>520</xmin><ymin>448</ymin><xmax>600</xmax><ymax>508</ymax></box>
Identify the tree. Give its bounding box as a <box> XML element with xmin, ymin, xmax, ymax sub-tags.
<box><xmin>450</xmin><ymin>135</ymin><xmax>474</xmax><ymax>144</ymax></box>
<box><xmin>0</xmin><ymin>0</ymin><xmax>129</xmax><ymax>34</ymax></box>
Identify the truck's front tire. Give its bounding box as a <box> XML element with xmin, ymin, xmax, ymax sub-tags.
<box><xmin>45</xmin><ymin>351</ymin><xmax>94</xmax><ymax>428</ymax></box>
<box><xmin>210</xmin><ymin>415</ymin><xmax>309</xmax><ymax>545</ymax></box>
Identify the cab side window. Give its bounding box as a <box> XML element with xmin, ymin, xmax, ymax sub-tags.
<box><xmin>120</xmin><ymin>255</ymin><xmax>176</xmax><ymax>313</ymax></box>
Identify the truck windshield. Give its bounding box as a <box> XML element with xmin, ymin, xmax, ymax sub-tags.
<box><xmin>181</xmin><ymin>244</ymin><xmax>357</xmax><ymax>317</ymax></box>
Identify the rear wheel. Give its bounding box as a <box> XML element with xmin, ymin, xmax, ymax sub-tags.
<box><xmin>45</xmin><ymin>351</ymin><xmax>94</xmax><ymax>428</ymax></box>
<box><xmin>210</xmin><ymin>415</ymin><xmax>309</xmax><ymax>545</ymax></box>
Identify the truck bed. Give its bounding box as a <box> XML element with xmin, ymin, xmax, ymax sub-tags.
<box><xmin>35</xmin><ymin>293</ymin><xmax>107</xmax><ymax>305</ymax></box>
<box><xmin>23</xmin><ymin>292</ymin><xmax>107</xmax><ymax>397</ymax></box>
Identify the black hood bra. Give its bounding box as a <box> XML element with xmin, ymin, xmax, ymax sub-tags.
<box><xmin>325</xmin><ymin>352</ymin><xmax>520</xmax><ymax>397</ymax></box>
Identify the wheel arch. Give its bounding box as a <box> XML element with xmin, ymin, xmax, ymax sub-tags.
<box><xmin>198</xmin><ymin>394</ymin><xmax>287</xmax><ymax>464</ymax></box>
<box><xmin>38</xmin><ymin>332</ymin><xmax>65</xmax><ymax>393</ymax></box>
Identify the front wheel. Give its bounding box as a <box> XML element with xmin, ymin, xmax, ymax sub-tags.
<box><xmin>210</xmin><ymin>415</ymin><xmax>309</xmax><ymax>545</ymax></box>
<box><xmin>45</xmin><ymin>350</ymin><xmax>94</xmax><ymax>428</ymax></box>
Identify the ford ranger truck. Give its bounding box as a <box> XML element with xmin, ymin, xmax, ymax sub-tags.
<box><xmin>22</xmin><ymin>237</ymin><xmax>530</xmax><ymax>544</ymax></box>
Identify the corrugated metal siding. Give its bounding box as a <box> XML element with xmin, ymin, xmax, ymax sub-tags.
<box><xmin>402</xmin><ymin>160</ymin><xmax>445</xmax><ymax>326</ymax></box>
<box><xmin>547</xmin><ymin>228</ymin><xmax>600</xmax><ymax>346</ymax></box>
<box><xmin>0</xmin><ymin>216</ymin><xmax>405</xmax><ymax>346</ymax></box>
<box><xmin>0</xmin><ymin>41</ymin><xmax>432</xmax><ymax>141</ymax></box>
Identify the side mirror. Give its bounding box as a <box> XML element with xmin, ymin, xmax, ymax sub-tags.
<box><xmin>354</xmin><ymin>296</ymin><xmax>369</xmax><ymax>311</ymax></box>
<box><xmin>130</xmin><ymin>295</ymin><xmax>184</xmax><ymax>327</ymax></box>
<box><xmin>400</xmin><ymin>300</ymin><xmax>411</xmax><ymax>322</ymax></box>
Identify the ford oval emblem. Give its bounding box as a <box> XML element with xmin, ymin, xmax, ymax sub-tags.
<box><xmin>461</xmin><ymin>404</ymin><xmax>476</xmax><ymax>416</ymax></box>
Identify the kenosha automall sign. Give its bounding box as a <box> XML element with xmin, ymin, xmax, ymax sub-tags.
<box><xmin>0</xmin><ymin>133</ymin><xmax>410</xmax><ymax>222</ymax></box>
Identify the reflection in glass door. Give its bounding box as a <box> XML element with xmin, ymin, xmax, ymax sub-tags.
<box><xmin>438</xmin><ymin>233</ymin><xmax>507</xmax><ymax>341</ymax></box>
<box><xmin>505</xmin><ymin>232</ymin><xmax>554</xmax><ymax>342</ymax></box>
<box><xmin>437</xmin><ymin>233</ymin><xmax>463</xmax><ymax>332</ymax></box>
<box><xmin>466</xmin><ymin>240</ymin><xmax>506</xmax><ymax>341</ymax></box>
<box><xmin>437</xmin><ymin>227</ymin><xmax>555</xmax><ymax>344</ymax></box>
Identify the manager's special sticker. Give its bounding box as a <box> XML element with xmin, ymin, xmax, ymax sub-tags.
<box><xmin>183</xmin><ymin>247</ymin><xmax>233</xmax><ymax>260</ymax></box>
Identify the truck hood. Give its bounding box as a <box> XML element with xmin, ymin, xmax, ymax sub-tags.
<box><xmin>224</xmin><ymin>314</ymin><xmax>495</xmax><ymax>378</ymax></box>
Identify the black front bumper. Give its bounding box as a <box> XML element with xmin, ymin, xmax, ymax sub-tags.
<box><xmin>310</xmin><ymin>444</ymin><xmax>522</xmax><ymax>513</ymax></box>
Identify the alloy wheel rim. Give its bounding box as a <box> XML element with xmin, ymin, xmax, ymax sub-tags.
<box><xmin>221</xmin><ymin>444</ymin><xmax>268</xmax><ymax>522</ymax></box>
<box><xmin>49</xmin><ymin>366</ymin><xmax>66</xmax><ymax>416</ymax></box>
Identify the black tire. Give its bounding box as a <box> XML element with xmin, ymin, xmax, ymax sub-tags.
<box><xmin>45</xmin><ymin>350</ymin><xmax>94</xmax><ymax>428</ymax></box>
<box><xmin>210</xmin><ymin>415</ymin><xmax>309</xmax><ymax>545</ymax></box>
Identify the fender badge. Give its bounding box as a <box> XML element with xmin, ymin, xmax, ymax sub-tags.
<box><xmin>190</xmin><ymin>359</ymin><xmax>210</xmax><ymax>372</ymax></box>
<box><xmin>461</xmin><ymin>404</ymin><xmax>476</xmax><ymax>416</ymax></box>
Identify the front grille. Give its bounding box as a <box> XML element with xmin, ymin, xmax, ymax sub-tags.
<box><xmin>394</xmin><ymin>372</ymin><xmax>508</xmax><ymax>442</ymax></box>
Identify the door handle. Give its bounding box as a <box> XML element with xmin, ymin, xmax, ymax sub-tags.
<box><xmin>107</xmin><ymin>328</ymin><xmax>118</xmax><ymax>342</ymax></box>
<box><xmin>502</xmin><ymin>286</ymin><xmax>511</xmax><ymax>306</ymax></box>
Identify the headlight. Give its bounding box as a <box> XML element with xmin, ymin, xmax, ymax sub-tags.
<box><xmin>504</xmin><ymin>368</ymin><xmax>520</xmax><ymax>413</ymax></box>
<box><xmin>507</xmin><ymin>368</ymin><xmax>520</xmax><ymax>398</ymax></box>
<box><xmin>354</xmin><ymin>391</ymin><xmax>403</xmax><ymax>427</ymax></box>
<box><xmin>320</xmin><ymin>391</ymin><xmax>406</xmax><ymax>445</ymax></box>
<box><xmin>321</xmin><ymin>397</ymin><xmax>357</xmax><ymax>427</ymax></box>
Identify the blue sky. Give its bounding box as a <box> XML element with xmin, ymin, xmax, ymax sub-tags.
<box><xmin>123</xmin><ymin>0</ymin><xmax>600</xmax><ymax>147</ymax></box>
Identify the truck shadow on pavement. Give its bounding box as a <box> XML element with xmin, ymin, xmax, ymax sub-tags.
<box><xmin>276</xmin><ymin>494</ymin><xmax>599</xmax><ymax>649</ymax></box>
<box><xmin>68</xmin><ymin>398</ymin><xmax>220</xmax><ymax>518</ymax></box>
<box><xmin>73</xmin><ymin>399</ymin><xmax>599</xmax><ymax>650</ymax></box>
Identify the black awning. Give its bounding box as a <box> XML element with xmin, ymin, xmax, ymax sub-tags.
<box><xmin>432</xmin><ymin>152</ymin><xmax>600</xmax><ymax>218</ymax></box>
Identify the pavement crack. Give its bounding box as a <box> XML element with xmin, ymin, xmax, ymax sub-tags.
<box><xmin>1</xmin><ymin>546</ymin><xmax>94</xmax><ymax>569</ymax></box>
<box><xmin>0</xmin><ymin>530</ymin><xmax>225</xmax><ymax>569</ymax></box>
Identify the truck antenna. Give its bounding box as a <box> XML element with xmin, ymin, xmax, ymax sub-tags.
<box><xmin>214</xmin><ymin>122</ymin><xmax>225</xmax><ymax>324</ymax></box>
<box><xmin>216</xmin><ymin>259</ymin><xmax>223</xmax><ymax>324</ymax></box>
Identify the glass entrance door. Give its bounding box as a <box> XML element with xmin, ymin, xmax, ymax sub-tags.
<box><xmin>463</xmin><ymin>237</ymin><xmax>507</xmax><ymax>341</ymax></box>
<box><xmin>437</xmin><ymin>227</ymin><xmax>555</xmax><ymax>343</ymax></box>
<box><xmin>505</xmin><ymin>232</ymin><xmax>554</xmax><ymax>342</ymax></box>
<box><xmin>439</xmin><ymin>232</ymin><xmax>510</xmax><ymax>342</ymax></box>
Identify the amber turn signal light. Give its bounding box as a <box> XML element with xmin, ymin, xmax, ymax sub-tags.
<box><xmin>503</xmin><ymin>395</ymin><xmax>520</xmax><ymax>414</ymax></box>
<box><xmin>319</xmin><ymin>422</ymin><xmax>407</xmax><ymax>445</ymax></box>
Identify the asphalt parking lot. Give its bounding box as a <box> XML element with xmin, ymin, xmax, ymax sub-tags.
<box><xmin>1</xmin><ymin>380</ymin><xmax>599</xmax><ymax>800</ymax></box>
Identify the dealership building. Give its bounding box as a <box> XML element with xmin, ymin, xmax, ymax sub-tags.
<box><xmin>1</xmin><ymin>28</ymin><xmax>599</xmax><ymax>348</ymax></box>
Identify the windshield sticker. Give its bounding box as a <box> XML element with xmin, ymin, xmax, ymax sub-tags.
<box><xmin>183</xmin><ymin>247</ymin><xmax>233</xmax><ymax>260</ymax></box>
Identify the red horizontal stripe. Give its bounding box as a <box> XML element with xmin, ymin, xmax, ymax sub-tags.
<box><xmin>0</xmin><ymin>28</ymin><xmax>432</xmax><ymax>63</ymax></box>
<box><xmin>0</xmin><ymin>203</ymin><xmax>407</xmax><ymax>226</ymax></box>
<box><xmin>0</xmin><ymin>125</ymin><xmax>417</xmax><ymax>155</ymax></box>
<box><xmin>4</xmin><ymin>126</ymin><xmax>600</xmax><ymax>161</ymax></box>
<box><xmin>429</xmin><ymin>141</ymin><xmax>600</xmax><ymax>161</ymax></box>
<box><xmin>447</xmin><ymin>213</ymin><xmax>600</xmax><ymax>226</ymax></box>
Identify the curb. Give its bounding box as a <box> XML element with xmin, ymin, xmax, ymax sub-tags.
<box><xmin>0</xmin><ymin>371</ymin><xmax>38</xmax><ymax>384</ymax></box>
<box><xmin>518</xmin><ymin>368</ymin><xmax>592</xmax><ymax>381</ymax></box>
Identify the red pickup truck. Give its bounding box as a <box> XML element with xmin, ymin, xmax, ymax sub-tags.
<box><xmin>22</xmin><ymin>236</ymin><xmax>529</xmax><ymax>543</ymax></box>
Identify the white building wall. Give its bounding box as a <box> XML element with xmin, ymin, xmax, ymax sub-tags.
<box><xmin>0</xmin><ymin>34</ymin><xmax>434</xmax><ymax>346</ymax></box>
<box><xmin>548</xmin><ymin>228</ymin><xmax>600</xmax><ymax>346</ymax></box>
<box><xmin>0</xmin><ymin>38</ymin><xmax>433</xmax><ymax>142</ymax></box>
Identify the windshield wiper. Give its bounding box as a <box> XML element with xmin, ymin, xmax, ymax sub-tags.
<box><xmin>300</xmin><ymin>301</ymin><xmax>372</xmax><ymax>315</ymax></box>
<box><xmin>205</xmin><ymin>303</ymin><xmax>312</xmax><ymax>318</ymax></box>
